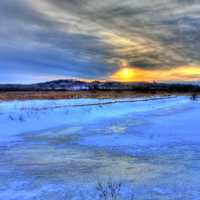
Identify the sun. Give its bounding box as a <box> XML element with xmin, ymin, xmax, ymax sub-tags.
<box><xmin>111</xmin><ymin>68</ymin><xmax>135</xmax><ymax>82</ymax></box>
<box><xmin>121</xmin><ymin>68</ymin><xmax>133</xmax><ymax>78</ymax></box>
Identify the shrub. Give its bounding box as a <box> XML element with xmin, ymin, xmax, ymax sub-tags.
<box><xmin>191</xmin><ymin>93</ymin><xmax>198</xmax><ymax>101</ymax></box>
<box><xmin>95</xmin><ymin>180</ymin><xmax>134</xmax><ymax>200</ymax></box>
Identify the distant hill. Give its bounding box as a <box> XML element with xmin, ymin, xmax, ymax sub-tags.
<box><xmin>0</xmin><ymin>79</ymin><xmax>200</xmax><ymax>93</ymax></box>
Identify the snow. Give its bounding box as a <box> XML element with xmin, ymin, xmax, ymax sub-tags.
<box><xmin>0</xmin><ymin>95</ymin><xmax>200</xmax><ymax>199</ymax></box>
<box><xmin>0</xmin><ymin>95</ymin><xmax>186</xmax><ymax>143</ymax></box>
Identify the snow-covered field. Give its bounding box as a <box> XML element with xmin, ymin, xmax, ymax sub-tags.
<box><xmin>0</xmin><ymin>96</ymin><xmax>200</xmax><ymax>199</ymax></box>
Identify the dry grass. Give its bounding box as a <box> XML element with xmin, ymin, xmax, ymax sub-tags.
<box><xmin>0</xmin><ymin>90</ymin><xmax>197</xmax><ymax>101</ymax></box>
<box><xmin>0</xmin><ymin>91</ymin><xmax>159</xmax><ymax>101</ymax></box>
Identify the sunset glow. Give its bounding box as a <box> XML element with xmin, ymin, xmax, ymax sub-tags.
<box><xmin>111</xmin><ymin>65</ymin><xmax>200</xmax><ymax>82</ymax></box>
<box><xmin>112</xmin><ymin>68</ymin><xmax>135</xmax><ymax>82</ymax></box>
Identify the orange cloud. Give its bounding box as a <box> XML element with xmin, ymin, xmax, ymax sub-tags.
<box><xmin>110</xmin><ymin>65</ymin><xmax>200</xmax><ymax>82</ymax></box>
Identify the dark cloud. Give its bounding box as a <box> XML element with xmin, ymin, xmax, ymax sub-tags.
<box><xmin>0</xmin><ymin>0</ymin><xmax>200</xmax><ymax>83</ymax></box>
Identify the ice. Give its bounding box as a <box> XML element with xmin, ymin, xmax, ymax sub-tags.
<box><xmin>0</xmin><ymin>95</ymin><xmax>200</xmax><ymax>199</ymax></box>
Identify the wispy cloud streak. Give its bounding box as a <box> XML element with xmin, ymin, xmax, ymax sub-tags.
<box><xmin>0</xmin><ymin>0</ymin><xmax>200</xmax><ymax>82</ymax></box>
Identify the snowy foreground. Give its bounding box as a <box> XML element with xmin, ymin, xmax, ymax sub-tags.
<box><xmin>0</xmin><ymin>96</ymin><xmax>200</xmax><ymax>200</ymax></box>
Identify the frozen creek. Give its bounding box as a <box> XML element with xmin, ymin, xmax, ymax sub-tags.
<box><xmin>0</xmin><ymin>96</ymin><xmax>200</xmax><ymax>200</ymax></box>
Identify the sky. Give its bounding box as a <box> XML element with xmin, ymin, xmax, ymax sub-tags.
<box><xmin>0</xmin><ymin>0</ymin><xmax>200</xmax><ymax>83</ymax></box>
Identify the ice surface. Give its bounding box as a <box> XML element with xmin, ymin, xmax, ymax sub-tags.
<box><xmin>0</xmin><ymin>96</ymin><xmax>200</xmax><ymax>199</ymax></box>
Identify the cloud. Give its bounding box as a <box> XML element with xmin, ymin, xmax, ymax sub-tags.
<box><xmin>0</xmin><ymin>0</ymin><xmax>200</xmax><ymax>82</ymax></box>
<box><xmin>110</xmin><ymin>65</ymin><xmax>200</xmax><ymax>82</ymax></box>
